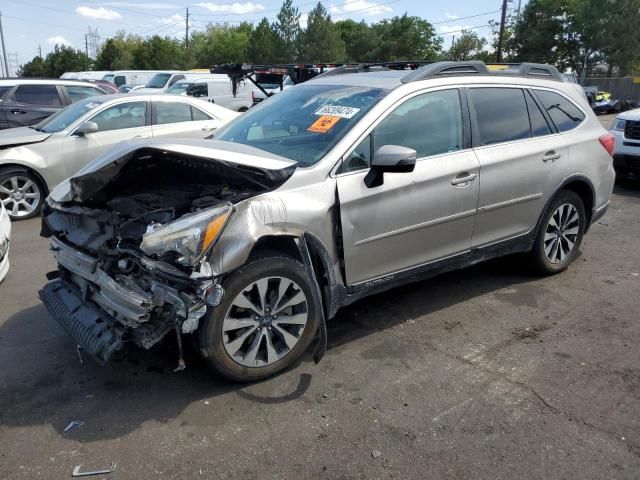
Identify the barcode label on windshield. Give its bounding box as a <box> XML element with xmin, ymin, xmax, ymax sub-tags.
<box><xmin>314</xmin><ymin>105</ymin><xmax>360</xmax><ymax>119</ymax></box>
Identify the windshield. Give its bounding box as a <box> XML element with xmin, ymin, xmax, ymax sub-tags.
<box><xmin>35</xmin><ymin>98</ymin><xmax>106</xmax><ymax>133</ymax></box>
<box><xmin>168</xmin><ymin>82</ymin><xmax>193</xmax><ymax>94</ymax></box>
<box><xmin>215</xmin><ymin>84</ymin><xmax>387</xmax><ymax>166</ymax></box>
<box><xmin>146</xmin><ymin>73</ymin><xmax>171</xmax><ymax>89</ymax></box>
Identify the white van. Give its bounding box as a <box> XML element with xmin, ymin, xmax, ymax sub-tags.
<box><xmin>76</xmin><ymin>71</ymin><xmax>112</xmax><ymax>81</ymax></box>
<box><xmin>170</xmin><ymin>76</ymin><xmax>252</xmax><ymax>111</ymax></box>
<box><xmin>105</xmin><ymin>71</ymin><xmax>156</xmax><ymax>88</ymax></box>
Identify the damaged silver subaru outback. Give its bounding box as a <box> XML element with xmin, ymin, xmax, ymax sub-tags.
<box><xmin>40</xmin><ymin>62</ymin><xmax>615</xmax><ymax>381</ymax></box>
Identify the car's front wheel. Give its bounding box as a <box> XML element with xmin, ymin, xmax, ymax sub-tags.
<box><xmin>531</xmin><ymin>190</ymin><xmax>586</xmax><ymax>275</ymax></box>
<box><xmin>0</xmin><ymin>169</ymin><xmax>46</xmax><ymax>220</ymax></box>
<box><xmin>197</xmin><ymin>255</ymin><xmax>320</xmax><ymax>382</ymax></box>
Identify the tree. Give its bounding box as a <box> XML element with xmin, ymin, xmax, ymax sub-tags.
<box><xmin>195</xmin><ymin>26</ymin><xmax>251</xmax><ymax>65</ymax></box>
<box><xmin>247</xmin><ymin>18</ymin><xmax>281</xmax><ymax>63</ymax></box>
<box><xmin>95</xmin><ymin>32</ymin><xmax>142</xmax><ymax>70</ymax></box>
<box><xmin>371</xmin><ymin>14</ymin><xmax>442</xmax><ymax>60</ymax></box>
<box><xmin>299</xmin><ymin>3</ymin><xmax>345</xmax><ymax>62</ymax></box>
<box><xmin>274</xmin><ymin>0</ymin><xmax>301</xmax><ymax>62</ymax></box>
<box><xmin>335</xmin><ymin>19</ymin><xmax>378</xmax><ymax>62</ymax></box>
<box><xmin>17</xmin><ymin>56</ymin><xmax>48</xmax><ymax>77</ymax></box>
<box><xmin>447</xmin><ymin>30</ymin><xmax>487</xmax><ymax>61</ymax></box>
<box><xmin>132</xmin><ymin>36</ymin><xmax>187</xmax><ymax>69</ymax></box>
<box><xmin>19</xmin><ymin>45</ymin><xmax>92</xmax><ymax>77</ymax></box>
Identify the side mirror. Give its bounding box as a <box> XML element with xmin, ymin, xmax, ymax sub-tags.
<box><xmin>364</xmin><ymin>145</ymin><xmax>416</xmax><ymax>188</ymax></box>
<box><xmin>75</xmin><ymin>121</ymin><xmax>98</xmax><ymax>136</ymax></box>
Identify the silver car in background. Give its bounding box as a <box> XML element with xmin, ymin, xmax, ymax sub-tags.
<box><xmin>40</xmin><ymin>62</ymin><xmax>615</xmax><ymax>382</ymax></box>
<box><xmin>0</xmin><ymin>94</ymin><xmax>238</xmax><ymax>219</ymax></box>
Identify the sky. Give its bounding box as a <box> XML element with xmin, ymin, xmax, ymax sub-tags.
<box><xmin>0</xmin><ymin>0</ymin><xmax>527</xmax><ymax>74</ymax></box>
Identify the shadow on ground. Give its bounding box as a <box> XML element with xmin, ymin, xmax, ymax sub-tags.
<box><xmin>0</xmin><ymin>253</ymin><xmax>539</xmax><ymax>443</ymax></box>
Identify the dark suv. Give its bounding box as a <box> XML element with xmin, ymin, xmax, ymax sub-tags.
<box><xmin>0</xmin><ymin>79</ymin><xmax>106</xmax><ymax>129</ymax></box>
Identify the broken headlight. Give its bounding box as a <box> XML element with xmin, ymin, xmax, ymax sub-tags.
<box><xmin>140</xmin><ymin>203</ymin><xmax>232</xmax><ymax>266</ymax></box>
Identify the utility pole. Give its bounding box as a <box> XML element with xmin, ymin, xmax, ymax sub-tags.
<box><xmin>38</xmin><ymin>45</ymin><xmax>42</xmax><ymax>58</ymax></box>
<box><xmin>85</xmin><ymin>34</ymin><xmax>89</xmax><ymax>57</ymax></box>
<box><xmin>0</xmin><ymin>11</ymin><xmax>10</xmax><ymax>77</ymax></box>
<box><xmin>516</xmin><ymin>0</ymin><xmax>522</xmax><ymax>17</ymax></box>
<box><xmin>450</xmin><ymin>35</ymin><xmax>455</xmax><ymax>60</ymax></box>
<box><xmin>496</xmin><ymin>0</ymin><xmax>509</xmax><ymax>63</ymax></box>
<box><xmin>185</xmin><ymin>7</ymin><xmax>189</xmax><ymax>48</ymax></box>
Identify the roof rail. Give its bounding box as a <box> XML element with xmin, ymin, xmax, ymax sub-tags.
<box><xmin>401</xmin><ymin>61</ymin><xmax>563</xmax><ymax>83</ymax></box>
<box><xmin>318</xmin><ymin>61</ymin><xmax>432</xmax><ymax>78</ymax></box>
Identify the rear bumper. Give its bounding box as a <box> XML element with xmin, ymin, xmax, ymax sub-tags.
<box><xmin>39</xmin><ymin>279</ymin><xmax>125</xmax><ymax>363</ymax></box>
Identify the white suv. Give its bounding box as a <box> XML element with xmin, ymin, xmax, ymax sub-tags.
<box><xmin>610</xmin><ymin>108</ymin><xmax>640</xmax><ymax>179</ymax></box>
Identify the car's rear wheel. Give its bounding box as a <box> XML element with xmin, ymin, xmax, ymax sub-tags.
<box><xmin>531</xmin><ymin>190</ymin><xmax>585</xmax><ymax>275</ymax></box>
<box><xmin>197</xmin><ymin>255</ymin><xmax>320</xmax><ymax>382</ymax></box>
<box><xmin>0</xmin><ymin>169</ymin><xmax>45</xmax><ymax>220</ymax></box>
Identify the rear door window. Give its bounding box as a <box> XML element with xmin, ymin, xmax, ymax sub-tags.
<box><xmin>0</xmin><ymin>86</ymin><xmax>12</xmax><ymax>99</ymax></box>
<box><xmin>12</xmin><ymin>84</ymin><xmax>62</xmax><ymax>106</ymax></box>
<box><xmin>470</xmin><ymin>87</ymin><xmax>530</xmax><ymax>145</ymax></box>
<box><xmin>155</xmin><ymin>101</ymin><xmax>193</xmax><ymax>124</ymax></box>
<box><xmin>533</xmin><ymin>89</ymin><xmax>585</xmax><ymax>132</ymax></box>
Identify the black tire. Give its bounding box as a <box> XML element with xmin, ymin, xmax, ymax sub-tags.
<box><xmin>197</xmin><ymin>255</ymin><xmax>320</xmax><ymax>382</ymax></box>
<box><xmin>530</xmin><ymin>190</ymin><xmax>586</xmax><ymax>275</ymax></box>
<box><xmin>238</xmin><ymin>107</ymin><xmax>249</xmax><ymax>112</ymax></box>
<box><xmin>0</xmin><ymin>168</ymin><xmax>46</xmax><ymax>220</ymax></box>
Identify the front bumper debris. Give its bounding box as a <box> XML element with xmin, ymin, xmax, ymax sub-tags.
<box><xmin>39</xmin><ymin>279</ymin><xmax>124</xmax><ymax>364</ymax></box>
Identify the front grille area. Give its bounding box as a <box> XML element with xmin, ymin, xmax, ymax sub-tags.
<box><xmin>624</xmin><ymin>120</ymin><xmax>640</xmax><ymax>140</ymax></box>
<box><xmin>40</xmin><ymin>279</ymin><xmax>125</xmax><ymax>363</ymax></box>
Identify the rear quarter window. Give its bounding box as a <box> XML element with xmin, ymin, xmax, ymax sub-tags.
<box><xmin>533</xmin><ymin>90</ymin><xmax>585</xmax><ymax>132</ymax></box>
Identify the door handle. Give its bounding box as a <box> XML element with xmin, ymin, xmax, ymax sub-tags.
<box><xmin>201</xmin><ymin>126</ymin><xmax>216</xmax><ymax>132</ymax></box>
<box><xmin>451</xmin><ymin>172</ymin><xmax>477</xmax><ymax>187</ymax></box>
<box><xmin>10</xmin><ymin>109</ymin><xmax>26</xmax><ymax>114</ymax></box>
<box><xmin>543</xmin><ymin>151</ymin><xmax>561</xmax><ymax>163</ymax></box>
<box><xmin>134</xmin><ymin>135</ymin><xmax>149</xmax><ymax>139</ymax></box>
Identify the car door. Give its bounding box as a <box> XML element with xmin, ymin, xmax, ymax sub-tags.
<box><xmin>468</xmin><ymin>87</ymin><xmax>569</xmax><ymax>247</ymax></box>
<box><xmin>151</xmin><ymin>99</ymin><xmax>220</xmax><ymax>139</ymax></box>
<box><xmin>61</xmin><ymin>100</ymin><xmax>150</xmax><ymax>178</ymax></box>
<box><xmin>2</xmin><ymin>84</ymin><xmax>65</xmax><ymax>128</ymax></box>
<box><xmin>337</xmin><ymin>88</ymin><xmax>480</xmax><ymax>285</ymax></box>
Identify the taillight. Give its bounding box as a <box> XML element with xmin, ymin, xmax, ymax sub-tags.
<box><xmin>599</xmin><ymin>133</ymin><xmax>615</xmax><ymax>157</ymax></box>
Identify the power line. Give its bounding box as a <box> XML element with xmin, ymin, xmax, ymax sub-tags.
<box><xmin>431</xmin><ymin>10</ymin><xmax>500</xmax><ymax>25</ymax></box>
<box><xmin>437</xmin><ymin>23</ymin><xmax>493</xmax><ymax>36</ymax></box>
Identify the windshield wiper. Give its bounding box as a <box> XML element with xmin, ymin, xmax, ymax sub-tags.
<box><xmin>29</xmin><ymin>125</ymin><xmax>45</xmax><ymax>132</ymax></box>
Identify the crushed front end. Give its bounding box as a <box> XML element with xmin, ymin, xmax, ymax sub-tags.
<box><xmin>39</xmin><ymin>143</ymin><xmax>295</xmax><ymax>364</ymax></box>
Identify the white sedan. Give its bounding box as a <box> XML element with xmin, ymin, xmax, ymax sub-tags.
<box><xmin>0</xmin><ymin>202</ymin><xmax>10</xmax><ymax>282</ymax></box>
<box><xmin>0</xmin><ymin>94</ymin><xmax>239</xmax><ymax>220</ymax></box>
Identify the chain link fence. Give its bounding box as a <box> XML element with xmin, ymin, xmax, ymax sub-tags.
<box><xmin>585</xmin><ymin>77</ymin><xmax>640</xmax><ymax>102</ymax></box>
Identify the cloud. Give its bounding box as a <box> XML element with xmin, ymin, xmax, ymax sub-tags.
<box><xmin>330</xmin><ymin>0</ymin><xmax>392</xmax><ymax>16</ymax></box>
<box><xmin>101</xmin><ymin>2</ymin><xmax>178</xmax><ymax>8</ymax></box>
<box><xmin>445</xmin><ymin>12</ymin><xmax>458</xmax><ymax>19</ymax></box>
<box><xmin>299</xmin><ymin>12</ymin><xmax>308</xmax><ymax>28</ymax></box>
<box><xmin>47</xmin><ymin>36</ymin><xmax>72</xmax><ymax>46</ymax></box>
<box><xmin>76</xmin><ymin>6</ymin><xmax>122</xmax><ymax>20</ymax></box>
<box><xmin>439</xmin><ymin>24</ymin><xmax>472</xmax><ymax>35</ymax></box>
<box><xmin>160</xmin><ymin>13</ymin><xmax>184</xmax><ymax>24</ymax></box>
<box><xmin>194</xmin><ymin>2</ymin><xmax>265</xmax><ymax>14</ymax></box>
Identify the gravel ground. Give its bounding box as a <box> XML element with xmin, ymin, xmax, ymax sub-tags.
<box><xmin>2</xmin><ymin>115</ymin><xmax>639</xmax><ymax>480</ymax></box>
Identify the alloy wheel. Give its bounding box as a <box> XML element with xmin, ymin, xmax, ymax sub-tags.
<box><xmin>0</xmin><ymin>175</ymin><xmax>41</xmax><ymax>218</ymax></box>
<box><xmin>222</xmin><ymin>276</ymin><xmax>309</xmax><ymax>367</ymax></box>
<box><xmin>544</xmin><ymin>203</ymin><xmax>580</xmax><ymax>264</ymax></box>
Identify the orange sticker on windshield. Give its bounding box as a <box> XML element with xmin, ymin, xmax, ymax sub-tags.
<box><xmin>308</xmin><ymin>115</ymin><xmax>340</xmax><ymax>133</ymax></box>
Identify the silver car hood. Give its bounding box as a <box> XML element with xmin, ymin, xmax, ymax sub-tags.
<box><xmin>0</xmin><ymin>127</ymin><xmax>52</xmax><ymax>149</ymax></box>
<box><xmin>49</xmin><ymin>138</ymin><xmax>297</xmax><ymax>203</ymax></box>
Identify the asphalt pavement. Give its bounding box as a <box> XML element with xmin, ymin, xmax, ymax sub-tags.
<box><xmin>1</xmin><ymin>115</ymin><xmax>639</xmax><ymax>479</ymax></box>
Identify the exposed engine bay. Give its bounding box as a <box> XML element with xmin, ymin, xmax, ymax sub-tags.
<box><xmin>40</xmin><ymin>146</ymin><xmax>295</xmax><ymax>364</ymax></box>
